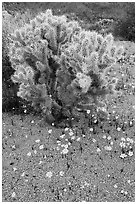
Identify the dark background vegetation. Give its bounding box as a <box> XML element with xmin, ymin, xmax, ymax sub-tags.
<box><xmin>2</xmin><ymin>2</ymin><xmax>135</xmax><ymax>114</ymax></box>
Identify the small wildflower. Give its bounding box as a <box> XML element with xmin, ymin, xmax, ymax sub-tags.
<box><xmin>120</xmin><ymin>153</ymin><xmax>127</xmax><ymax>158</ymax></box>
<box><xmin>120</xmin><ymin>142</ymin><xmax>126</xmax><ymax>148</ymax></box>
<box><xmin>107</xmin><ymin>135</ymin><xmax>111</xmax><ymax>140</ymax></box>
<box><xmin>114</xmin><ymin>184</ymin><xmax>118</xmax><ymax>188</ymax></box>
<box><xmin>110</xmin><ymin>141</ymin><xmax>113</xmax><ymax>146</ymax></box>
<box><xmin>46</xmin><ymin>171</ymin><xmax>53</xmax><ymax>178</ymax></box>
<box><xmin>102</xmin><ymin>135</ymin><xmax>106</xmax><ymax>139</ymax></box>
<box><xmin>69</xmin><ymin>131</ymin><xmax>74</xmax><ymax>136</ymax></box>
<box><xmin>35</xmin><ymin>139</ymin><xmax>40</xmax><ymax>143</ymax></box>
<box><xmin>21</xmin><ymin>172</ymin><xmax>25</xmax><ymax>177</ymax></box>
<box><xmin>27</xmin><ymin>152</ymin><xmax>31</xmax><ymax>156</ymax></box>
<box><xmin>13</xmin><ymin>167</ymin><xmax>17</xmax><ymax>171</ymax></box>
<box><xmin>71</xmin><ymin>135</ymin><xmax>75</xmax><ymax>140</ymax></box>
<box><xmin>129</xmin><ymin>121</ymin><xmax>133</xmax><ymax>126</ymax></box>
<box><xmin>97</xmin><ymin>148</ymin><xmax>101</xmax><ymax>152</ymax></box>
<box><xmin>127</xmin><ymin>180</ymin><xmax>131</xmax><ymax>184</ymax></box>
<box><xmin>87</xmin><ymin>110</ymin><xmax>90</xmax><ymax>114</ymax></box>
<box><xmin>104</xmin><ymin>146</ymin><xmax>112</xmax><ymax>151</ymax></box>
<box><xmin>127</xmin><ymin>137</ymin><xmax>134</xmax><ymax>144</ymax></box>
<box><xmin>124</xmin><ymin>191</ymin><xmax>128</xmax><ymax>195</ymax></box>
<box><xmin>11</xmin><ymin>192</ymin><xmax>16</xmax><ymax>198</ymax></box>
<box><xmin>39</xmin><ymin>144</ymin><xmax>44</xmax><ymax>150</ymax></box>
<box><xmin>65</xmin><ymin>127</ymin><xmax>69</xmax><ymax>131</ymax></box>
<box><xmin>60</xmin><ymin>134</ymin><xmax>65</xmax><ymax>138</ymax></box>
<box><xmin>128</xmin><ymin>151</ymin><xmax>133</xmax><ymax>157</ymax></box>
<box><xmin>93</xmin><ymin>119</ymin><xmax>98</xmax><ymax>123</ymax></box>
<box><xmin>59</xmin><ymin>171</ymin><xmax>64</xmax><ymax>176</ymax></box>
<box><xmin>117</xmin><ymin>127</ymin><xmax>121</xmax><ymax>131</ymax></box>
<box><xmin>48</xmin><ymin>129</ymin><xmax>52</xmax><ymax>134</ymax></box>
<box><xmin>34</xmin><ymin>150</ymin><xmax>37</xmax><ymax>154</ymax></box>
<box><xmin>56</xmin><ymin>146</ymin><xmax>60</xmax><ymax>150</ymax></box>
<box><xmin>62</xmin><ymin>148</ymin><xmax>69</xmax><ymax>154</ymax></box>
<box><xmin>57</xmin><ymin>140</ymin><xmax>61</xmax><ymax>145</ymax></box>
<box><xmin>121</xmin><ymin>190</ymin><xmax>124</xmax><ymax>194</ymax></box>
<box><xmin>90</xmin><ymin>128</ymin><xmax>93</xmax><ymax>132</ymax></box>
<box><xmin>92</xmin><ymin>138</ymin><xmax>96</xmax><ymax>143</ymax></box>
<box><xmin>62</xmin><ymin>144</ymin><xmax>68</xmax><ymax>149</ymax></box>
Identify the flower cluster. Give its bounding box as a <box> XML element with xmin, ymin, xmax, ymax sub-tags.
<box><xmin>8</xmin><ymin>9</ymin><xmax>124</xmax><ymax>124</ymax></box>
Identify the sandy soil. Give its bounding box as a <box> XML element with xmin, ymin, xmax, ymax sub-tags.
<box><xmin>2</xmin><ymin>40</ymin><xmax>135</xmax><ymax>202</ymax></box>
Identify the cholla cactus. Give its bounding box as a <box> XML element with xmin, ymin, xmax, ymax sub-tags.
<box><xmin>8</xmin><ymin>9</ymin><xmax>124</xmax><ymax>124</ymax></box>
<box><xmin>58</xmin><ymin>30</ymin><xmax>123</xmax><ymax>112</ymax></box>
